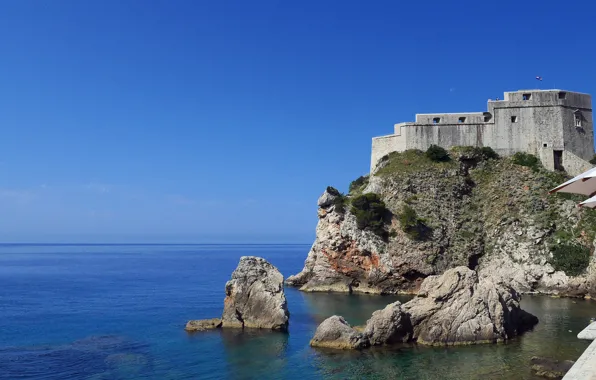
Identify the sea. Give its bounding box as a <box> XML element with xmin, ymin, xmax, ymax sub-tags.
<box><xmin>0</xmin><ymin>244</ymin><xmax>593</xmax><ymax>380</ymax></box>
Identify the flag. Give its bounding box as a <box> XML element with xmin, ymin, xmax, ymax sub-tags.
<box><xmin>536</xmin><ymin>76</ymin><xmax>543</xmax><ymax>81</ymax></box>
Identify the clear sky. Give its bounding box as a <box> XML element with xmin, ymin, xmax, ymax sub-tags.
<box><xmin>1</xmin><ymin>0</ymin><xmax>595</xmax><ymax>243</ymax></box>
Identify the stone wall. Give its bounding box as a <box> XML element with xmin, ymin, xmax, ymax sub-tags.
<box><xmin>370</xmin><ymin>90</ymin><xmax>594</xmax><ymax>174</ymax></box>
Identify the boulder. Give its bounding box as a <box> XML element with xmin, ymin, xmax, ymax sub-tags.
<box><xmin>185</xmin><ymin>318</ymin><xmax>222</xmax><ymax>332</ymax></box>
<box><xmin>221</xmin><ymin>256</ymin><xmax>289</xmax><ymax>331</ymax></box>
<box><xmin>363</xmin><ymin>301</ymin><xmax>412</xmax><ymax>345</ymax></box>
<box><xmin>530</xmin><ymin>357</ymin><xmax>574</xmax><ymax>379</ymax></box>
<box><xmin>403</xmin><ymin>266</ymin><xmax>538</xmax><ymax>345</ymax></box>
<box><xmin>317</xmin><ymin>188</ymin><xmax>338</xmax><ymax>208</ymax></box>
<box><xmin>310</xmin><ymin>316</ymin><xmax>368</xmax><ymax>350</ymax></box>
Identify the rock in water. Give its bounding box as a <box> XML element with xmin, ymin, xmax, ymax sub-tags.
<box><xmin>530</xmin><ymin>356</ymin><xmax>575</xmax><ymax>379</ymax></box>
<box><xmin>310</xmin><ymin>316</ymin><xmax>368</xmax><ymax>349</ymax></box>
<box><xmin>185</xmin><ymin>318</ymin><xmax>222</xmax><ymax>332</ymax></box>
<box><xmin>403</xmin><ymin>266</ymin><xmax>538</xmax><ymax>345</ymax></box>
<box><xmin>221</xmin><ymin>256</ymin><xmax>289</xmax><ymax>331</ymax></box>
<box><xmin>363</xmin><ymin>301</ymin><xmax>412</xmax><ymax>345</ymax></box>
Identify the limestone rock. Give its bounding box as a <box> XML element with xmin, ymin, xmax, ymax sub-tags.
<box><xmin>185</xmin><ymin>318</ymin><xmax>222</xmax><ymax>332</ymax></box>
<box><xmin>530</xmin><ymin>356</ymin><xmax>574</xmax><ymax>379</ymax></box>
<box><xmin>310</xmin><ymin>316</ymin><xmax>368</xmax><ymax>350</ymax></box>
<box><xmin>363</xmin><ymin>301</ymin><xmax>411</xmax><ymax>345</ymax></box>
<box><xmin>403</xmin><ymin>266</ymin><xmax>538</xmax><ymax>345</ymax></box>
<box><xmin>221</xmin><ymin>256</ymin><xmax>289</xmax><ymax>331</ymax></box>
<box><xmin>317</xmin><ymin>189</ymin><xmax>337</xmax><ymax>208</ymax></box>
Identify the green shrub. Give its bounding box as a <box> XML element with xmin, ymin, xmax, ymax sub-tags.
<box><xmin>550</xmin><ymin>243</ymin><xmax>591</xmax><ymax>276</ymax></box>
<box><xmin>479</xmin><ymin>147</ymin><xmax>499</xmax><ymax>160</ymax></box>
<box><xmin>590</xmin><ymin>155</ymin><xmax>596</xmax><ymax>165</ymax></box>
<box><xmin>398</xmin><ymin>204</ymin><xmax>429</xmax><ymax>240</ymax></box>
<box><xmin>325</xmin><ymin>186</ymin><xmax>347</xmax><ymax>213</ymax></box>
<box><xmin>426</xmin><ymin>145</ymin><xmax>450</xmax><ymax>162</ymax></box>
<box><xmin>511</xmin><ymin>152</ymin><xmax>540</xmax><ymax>172</ymax></box>
<box><xmin>349</xmin><ymin>176</ymin><xmax>369</xmax><ymax>194</ymax></box>
<box><xmin>350</xmin><ymin>193</ymin><xmax>389</xmax><ymax>237</ymax></box>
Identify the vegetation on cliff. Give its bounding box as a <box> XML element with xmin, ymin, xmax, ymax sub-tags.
<box><xmin>369</xmin><ymin>147</ymin><xmax>595</xmax><ymax>277</ymax></box>
<box><xmin>350</xmin><ymin>193</ymin><xmax>389</xmax><ymax>238</ymax></box>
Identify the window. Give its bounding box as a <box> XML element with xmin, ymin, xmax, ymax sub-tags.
<box><xmin>522</xmin><ymin>93</ymin><xmax>532</xmax><ymax>100</ymax></box>
<box><xmin>458</xmin><ymin>117</ymin><xmax>466</xmax><ymax>123</ymax></box>
<box><xmin>558</xmin><ymin>92</ymin><xmax>567</xmax><ymax>99</ymax></box>
<box><xmin>543</xmin><ymin>143</ymin><xmax>548</xmax><ymax>147</ymax></box>
<box><xmin>483</xmin><ymin>113</ymin><xmax>492</xmax><ymax>122</ymax></box>
<box><xmin>511</xmin><ymin>116</ymin><xmax>518</xmax><ymax>123</ymax></box>
<box><xmin>433</xmin><ymin>117</ymin><xmax>441</xmax><ymax>124</ymax></box>
<box><xmin>575</xmin><ymin>113</ymin><xmax>582</xmax><ymax>127</ymax></box>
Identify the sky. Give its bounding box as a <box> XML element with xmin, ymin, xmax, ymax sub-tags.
<box><xmin>1</xmin><ymin>0</ymin><xmax>596</xmax><ymax>243</ymax></box>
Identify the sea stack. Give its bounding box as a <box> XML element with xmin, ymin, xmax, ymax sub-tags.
<box><xmin>186</xmin><ymin>256</ymin><xmax>289</xmax><ymax>332</ymax></box>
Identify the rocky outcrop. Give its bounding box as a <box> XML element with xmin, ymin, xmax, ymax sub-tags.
<box><xmin>363</xmin><ymin>301</ymin><xmax>411</xmax><ymax>345</ymax></box>
<box><xmin>186</xmin><ymin>256</ymin><xmax>289</xmax><ymax>332</ymax></box>
<box><xmin>221</xmin><ymin>256</ymin><xmax>289</xmax><ymax>330</ymax></box>
<box><xmin>288</xmin><ymin>149</ymin><xmax>596</xmax><ymax>298</ymax></box>
<box><xmin>404</xmin><ymin>267</ymin><xmax>538</xmax><ymax>345</ymax></box>
<box><xmin>309</xmin><ymin>316</ymin><xmax>369</xmax><ymax>349</ymax></box>
<box><xmin>530</xmin><ymin>357</ymin><xmax>575</xmax><ymax>379</ymax></box>
<box><xmin>310</xmin><ymin>267</ymin><xmax>537</xmax><ymax>349</ymax></box>
<box><xmin>185</xmin><ymin>318</ymin><xmax>222</xmax><ymax>332</ymax></box>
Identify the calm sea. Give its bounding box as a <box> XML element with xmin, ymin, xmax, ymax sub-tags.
<box><xmin>0</xmin><ymin>244</ymin><xmax>593</xmax><ymax>379</ymax></box>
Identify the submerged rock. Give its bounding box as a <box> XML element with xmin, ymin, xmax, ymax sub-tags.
<box><xmin>310</xmin><ymin>316</ymin><xmax>368</xmax><ymax>350</ymax></box>
<box><xmin>185</xmin><ymin>318</ymin><xmax>222</xmax><ymax>332</ymax></box>
<box><xmin>221</xmin><ymin>256</ymin><xmax>289</xmax><ymax>331</ymax></box>
<box><xmin>403</xmin><ymin>266</ymin><xmax>538</xmax><ymax>345</ymax></box>
<box><xmin>363</xmin><ymin>301</ymin><xmax>411</xmax><ymax>345</ymax></box>
<box><xmin>530</xmin><ymin>356</ymin><xmax>574</xmax><ymax>379</ymax></box>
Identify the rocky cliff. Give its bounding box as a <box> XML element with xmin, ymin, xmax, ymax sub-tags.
<box><xmin>287</xmin><ymin>148</ymin><xmax>596</xmax><ymax>298</ymax></box>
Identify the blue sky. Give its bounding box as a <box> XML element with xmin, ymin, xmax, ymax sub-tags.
<box><xmin>1</xmin><ymin>0</ymin><xmax>595</xmax><ymax>243</ymax></box>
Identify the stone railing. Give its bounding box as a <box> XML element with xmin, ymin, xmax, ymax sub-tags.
<box><xmin>563</xmin><ymin>322</ymin><xmax>596</xmax><ymax>379</ymax></box>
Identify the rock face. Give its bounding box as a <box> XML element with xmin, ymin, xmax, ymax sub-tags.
<box><xmin>185</xmin><ymin>318</ymin><xmax>222</xmax><ymax>332</ymax></box>
<box><xmin>363</xmin><ymin>301</ymin><xmax>411</xmax><ymax>345</ymax></box>
<box><xmin>309</xmin><ymin>316</ymin><xmax>369</xmax><ymax>349</ymax></box>
<box><xmin>221</xmin><ymin>256</ymin><xmax>289</xmax><ymax>330</ymax></box>
<box><xmin>403</xmin><ymin>266</ymin><xmax>538</xmax><ymax>345</ymax></box>
<box><xmin>530</xmin><ymin>357</ymin><xmax>575</xmax><ymax>379</ymax></box>
<box><xmin>288</xmin><ymin>149</ymin><xmax>596</xmax><ymax>298</ymax></box>
<box><xmin>185</xmin><ymin>256</ymin><xmax>289</xmax><ymax>332</ymax></box>
<box><xmin>310</xmin><ymin>267</ymin><xmax>538</xmax><ymax>349</ymax></box>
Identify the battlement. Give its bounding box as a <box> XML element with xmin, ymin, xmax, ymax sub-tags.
<box><xmin>371</xmin><ymin>89</ymin><xmax>595</xmax><ymax>176</ymax></box>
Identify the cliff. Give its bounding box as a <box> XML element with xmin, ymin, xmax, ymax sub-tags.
<box><xmin>287</xmin><ymin>147</ymin><xmax>596</xmax><ymax>298</ymax></box>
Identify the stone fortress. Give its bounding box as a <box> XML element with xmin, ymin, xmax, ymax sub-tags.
<box><xmin>371</xmin><ymin>89</ymin><xmax>594</xmax><ymax>176</ymax></box>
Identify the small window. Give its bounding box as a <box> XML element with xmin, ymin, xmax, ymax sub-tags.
<box><xmin>522</xmin><ymin>93</ymin><xmax>532</xmax><ymax>100</ymax></box>
<box><xmin>458</xmin><ymin>117</ymin><xmax>466</xmax><ymax>123</ymax></box>
<box><xmin>575</xmin><ymin>113</ymin><xmax>582</xmax><ymax>127</ymax></box>
<box><xmin>433</xmin><ymin>117</ymin><xmax>441</xmax><ymax>124</ymax></box>
<box><xmin>543</xmin><ymin>143</ymin><xmax>548</xmax><ymax>147</ymax></box>
<box><xmin>511</xmin><ymin>116</ymin><xmax>518</xmax><ymax>123</ymax></box>
<box><xmin>483</xmin><ymin>113</ymin><xmax>492</xmax><ymax>122</ymax></box>
<box><xmin>558</xmin><ymin>92</ymin><xmax>567</xmax><ymax>99</ymax></box>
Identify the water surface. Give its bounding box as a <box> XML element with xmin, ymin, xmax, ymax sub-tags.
<box><xmin>0</xmin><ymin>244</ymin><xmax>592</xmax><ymax>379</ymax></box>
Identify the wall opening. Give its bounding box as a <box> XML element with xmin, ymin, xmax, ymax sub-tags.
<box><xmin>553</xmin><ymin>150</ymin><xmax>563</xmax><ymax>171</ymax></box>
<box><xmin>575</xmin><ymin>111</ymin><xmax>582</xmax><ymax>127</ymax></box>
<box><xmin>522</xmin><ymin>93</ymin><xmax>532</xmax><ymax>100</ymax></box>
<box><xmin>558</xmin><ymin>92</ymin><xmax>567</xmax><ymax>99</ymax></box>
<box><xmin>483</xmin><ymin>113</ymin><xmax>492</xmax><ymax>122</ymax></box>
<box><xmin>543</xmin><ymin>143</ymin><xmax>548</xmax><ymax>147</ymax></box>
<box><xmin>458</xmin><ymin>117</ymin><xmax>466</xmax><ymax>123</ymax></box>
<box><xmin>511</xmin><ymin>116</ymin><xmax>518</xmax><ymax>123</ymax></box>
<box><xmin>433</xmin><ymin>117</ymin><xmax>441</xmax><ymax>124</ymax></box>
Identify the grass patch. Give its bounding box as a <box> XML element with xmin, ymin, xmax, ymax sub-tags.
<box><xmin>511</xmin><ymin>152</ymin><xmax>541</xmax><ymax>172</ymax></box>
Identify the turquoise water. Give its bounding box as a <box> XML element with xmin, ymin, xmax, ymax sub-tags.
<box><xmin>0</xmin><ymin>244</ymin><xmax>593</xmax><ymax>379</ymax></box>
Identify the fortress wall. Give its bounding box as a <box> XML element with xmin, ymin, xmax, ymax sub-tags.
<box><xmin>371</xmin><ymin>134</ymin><xmax>407</xmax><ymax>171</ymax></box>
<box><xmin>404</xmin><ymin>123</ymin><xmax>486</xmax><ymax>151</ymax></box>
<box><xmin>562</xmin><ymin>108</ymin><xmax>594</xmax><ymax>160</ymax></box>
